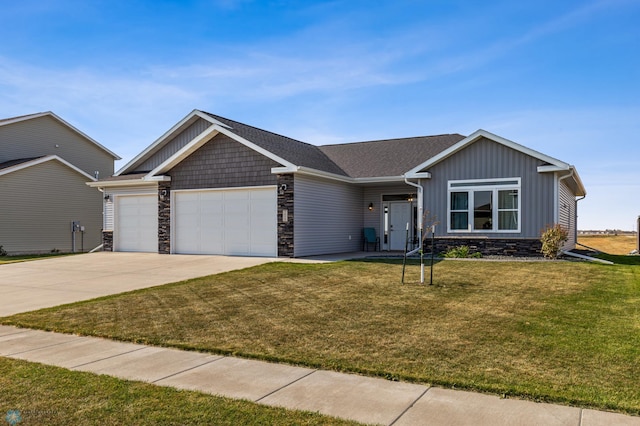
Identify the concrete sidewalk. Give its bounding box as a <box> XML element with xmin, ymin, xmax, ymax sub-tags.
<box><xmin>1</xmin><ymin>325</ymin><xmax>638</xmax><ymax>426</ymax></box>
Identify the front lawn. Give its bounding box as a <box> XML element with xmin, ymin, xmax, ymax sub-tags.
<box><xmin>0</xmin><ymin>252</ymin><xmax>76</xmax><ymax>265</ymax></box>
<box><xmin>0</xmin><ymin>357</ymin><xmax>357</xmax><ymax>425</ymax></box>
<box><xmin>3</xmin><ymin>260</ymin><xmax>639</xmax><ymax>414</ymax></box>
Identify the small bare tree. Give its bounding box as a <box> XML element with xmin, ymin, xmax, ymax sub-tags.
<box><xmin>419</xmin><ymin>211</ymin><xmax>439</xmax><ymax>284</ymax></box>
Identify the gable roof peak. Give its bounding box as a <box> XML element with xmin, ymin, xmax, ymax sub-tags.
<box><xmin>0</xmin><ymin>111</ymin><xmax>120</xmax><ymax>160</ymax></box>
<box><xmin>199</xmin><ymin>110</ymin><xmax>319</xmax><ymax>148</ymax></box>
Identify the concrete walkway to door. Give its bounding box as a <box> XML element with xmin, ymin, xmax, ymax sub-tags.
<box><xmin>0</xmin><ymin>252</ymin><xmax>301</xmax><ymax>316</ymax></box>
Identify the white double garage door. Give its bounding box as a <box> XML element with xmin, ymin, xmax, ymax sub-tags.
<box><xmin>115</xmin><ymin>187</ymin><xmax>277</xmax><ymax>256</ymax></box>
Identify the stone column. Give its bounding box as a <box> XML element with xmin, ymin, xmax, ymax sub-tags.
<box><xmin>158</xmin><ymin>182</ymin><xmax>171</xmax><ymax>254</ymax></box>
<box><xmin>277</xmin><ymin>174</ymin><xmax>294</xmax><ymax>257</ymax></box>
<box><xmin>102</xmin><ymin>231</ymin><xmax>113</xmax><ymax>251</ymax></box>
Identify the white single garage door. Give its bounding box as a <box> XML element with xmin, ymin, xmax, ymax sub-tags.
<box><xmin>115</xmin><ymin>195</ymin><xmax>158</xmax><ymax>252</ymax></box>
<box><xmin>174</xmin><ymin>187</ymin><xmax>277</xmax><ymax>256</ymax></box>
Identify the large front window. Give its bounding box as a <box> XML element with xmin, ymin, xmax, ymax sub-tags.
<box><xmin>448</xmin><ymin>179</ymin><xmax>521</xmax><ymax>232</ymax></box>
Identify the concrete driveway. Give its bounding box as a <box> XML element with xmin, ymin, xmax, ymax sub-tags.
<box><xmin>0</xmin><ymin>252</ymin><xmax>278</xmax><ymax>316</ymax></box>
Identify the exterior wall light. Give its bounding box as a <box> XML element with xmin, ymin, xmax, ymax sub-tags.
<box><xmin>368</xmin><ymin>202</ymin><xmax>374</xmax><ymax>211</ymax></box>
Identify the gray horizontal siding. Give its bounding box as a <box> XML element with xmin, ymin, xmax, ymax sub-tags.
<box><xmin>133</xmin><ymin>118</ymin><xmax>211</xmax><ymax>173</ymax></box>
<box><xmin>169</xmin><ymin>134</ymin><xmax>280</xmax><ymax>190</ymax></box>
<box><xmin>558</xmin><ymin>179</ymin><xmax>576</xmax><ymax>249</ymax></box>
<box><xmin>363</xmin><ymin>184</ymin><xmax>416</xmax><ymax>236</ymax></box>
<box><xmin>0</xmin><ymin>115</ymin><xmax>114</xmax><ymax>178</ymax></box>
<box><xmin>294</xmin><ymin>174</ymin><xmax>364</xmax><ymax>257</ymax></box>
<box><xmin>0</xmin><ymin>161</ymin><xmax>103</xmax><ymax>254</ymax></box>
<box><xmin>423</xmin><ymin>137</ymin><xmax>555</xmax><ymax>239</ymax></box>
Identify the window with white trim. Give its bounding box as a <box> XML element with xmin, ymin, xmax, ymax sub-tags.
<box><xmin>448</xmin><ymin>178</ymin><xmax>521</xmax><ymax>232</ymax></box>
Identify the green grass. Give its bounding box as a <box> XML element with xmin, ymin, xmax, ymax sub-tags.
<box><xmin>0</xmin><ymin>357</ymin><xmax>358</xmax><ymax>426</ymax></box>
<box><xmin>595</xmin><ymin>253</ymin><xmax>640</xmax><ymax>265</ymax></box>
<box><xmin>3</xmin><ymin>260</ymin><xmax>640</xmax><ymax>415</ymax></box>
<box><xmin>0</xmin><ymin>252</ymin><xmax>77</xmax><ymax>265</ymax></box>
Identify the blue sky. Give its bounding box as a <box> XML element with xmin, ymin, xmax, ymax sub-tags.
<box><xmin>1</xmin><ymin>0</ymin><xmax>638</xmax><ymax>230</ymax></box>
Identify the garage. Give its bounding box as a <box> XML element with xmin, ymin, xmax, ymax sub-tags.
<box><xmin>115</xmin><ymin>194</ymin><xmax>158</xmax><ymax>252</ymax></box>
<box><xmin>173</xmin><ymin>187</ymin><xmax>277</xmax><ymax>256</ymax></box>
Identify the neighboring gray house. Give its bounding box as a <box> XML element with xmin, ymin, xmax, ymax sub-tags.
<box><xmin>90</xmin><ymin>109</ymin><xmax>585</xmax><ymax>257</ymax></box>
<box><xmin>0</xmin><ymin>112</ymin><xmax>120</xmax><ymax>254</ymax></box>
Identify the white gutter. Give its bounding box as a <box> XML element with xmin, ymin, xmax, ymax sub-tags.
<box><xmin>404</xmin><ymin>176</ymin><xmax>425</xmax><ymax>282</ymax></box>
<box><xmin>575</xmin><ymin>194</ymin><xmax>586</xmax><ymax>247</ymax></box>
<box><xmin>404</xmin><ymin>176</ymin><xmax>423</xmax><ymax>231</ymax></box>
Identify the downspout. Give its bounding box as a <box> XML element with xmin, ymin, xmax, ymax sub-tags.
<box><xmin>404</xmin><ymin>176</ymin><xmax>424</xmax><ymax>256</ymax></box>
<box><xmin>575</xmin><ymin>194</ymin><xmax>586</xmax><ymax>248</ymax></box>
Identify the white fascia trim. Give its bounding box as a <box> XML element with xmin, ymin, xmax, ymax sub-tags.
<box><xmin>145</xmin><ymin>175</ymin><xmax>171</xmax><ymax>182</ymax></box>
<box><xmin>283</xmin><ymin>166</ymin><xmax>353</xmax><ymax>183</ymax></box>
<box><xmin>353</xmin><ymin>176</ymin><xmax>407</xmax><ymax>183</ymax></box>
<box><xmin>195</xmin><ymin>110</ymin><xmax>232</xmax><ymax>128</ymax></box>
<box><xmin>570</xmin><ymin>167</ymin><xmax>587</xmax><ymax>197</ymax></box>
<box><xmin>406</xmin><ymin>129</ymin><xmax>570</xmax><ymax>175</ymax></box>
<box><xmin>273</xmin><ymin>166</ymin><xmax>407</xmax><ymax>184</ymax></box>
<box><xmin>116</xmin><ymin>109</ymin><xmax>210</xmax><ymax>176</ymax></box>
<box><xmin>404</xmin><ymin>171</ymin><xmax>432</xmax><ymax>179</ymax></box>
<box><xmin>537</xmin><ymin>164</ymin><xmax>569</xmax><ymax>172</ymax></box>
<box><xmin>0</xmin><ymin>111</ymin><xmax>121</xmax><ymax>160</ymax></box>
<box><xmin>0</xmin><ymin>155</ymin><xmax>96</xmax><ymax>181</ymax></box>
<box><xmin>214</xmin><ymin>126</ymin><xmax>296</xmax><ymax>170</ymax></box>
<box><xmin>86</xmin><ymin>179</ymin><xmax>158</xmax><ymax>188</ymax></box>
<box><xmin>147</xmin><ymin>125</ymin><xmax>221</xmax><ymax>177</ymax></box>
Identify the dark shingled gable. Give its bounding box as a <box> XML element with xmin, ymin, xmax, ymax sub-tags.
<box><xmin>202</xmin><ymin>112</ymin><xmax>349</xmax><ymax>176</ymax></box>
<box><xmin>203</xmin><ymin>111</ymin><xmax>466</xmax><ymax>178</ymax></box>
<box><xmin>112</xmin><ymin>110</ymin><xmax>468</xmax><ymax>180</ymax></box>
<box><xmin>319</xmin><ymin>135</ymin><xmax>466</xmax><ymax>178</ymax></box>
<box><xmin>0</xmin><ymin>157</ymin><xmax>43</xmax><ymax>171</ymax></box>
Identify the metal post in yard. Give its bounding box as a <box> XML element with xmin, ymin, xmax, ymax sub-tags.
<box><xmin>401</xmin><ymin>222</ymin><xmax>409</xmax><ymax>284</ymax></box>
<box><xmin>430</xmin><ymin>225</ymin><xmax>435</xmax><ymax>285</ymax></box>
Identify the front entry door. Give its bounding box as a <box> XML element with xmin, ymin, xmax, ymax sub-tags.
<box><xmin>389</xmin><ymin>202</ymin><xmax>411</xmax><ymax>250</ymax></box>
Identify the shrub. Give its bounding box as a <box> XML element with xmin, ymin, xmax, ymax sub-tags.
<box><xmin>540</xmin><ymin>224</ymin><xmax>569</xmax><ymax>259</ymax></box>
<box><xmin>0</xmin><ymin>245</ymin><xmax>6</xmax><ymax>256</ymax></box>
<box><xmin>442</xmin><ymin>245</ymin><xmax>482</xmax><ymax>258</ymax></box>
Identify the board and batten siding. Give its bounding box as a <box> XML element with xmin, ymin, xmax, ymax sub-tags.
<box><xmin>132</xmin><ymin>118</ymin><xmax>211</xmax><ymax>173</ymax></box>
<box><xmin>422</xmin><ymin>137</ymin><xmax>555</xmax><ymax>239</ymax></box>
<box><xmin>558</xmin><ymin>178</ymin><xmax>577</xmax><ymax>249</ymax></box>
<box><xmin>293</xmin><ymin>174</ymin><xmax>364</xmax><ymax>257</ymax></box>
<box><xmin>0</xmin><ymin>115</ymin><xmax>114</xmax><ymax>178</ymax></box>
<box><xmin>0</xmin><ymin>161</ymin><xmax>103</xmax><ymax>253</ymax></box>
<box><xmin>102</xmin><ymin>185</ymin><xmax>158</xmax><ymax>231</ymax></box>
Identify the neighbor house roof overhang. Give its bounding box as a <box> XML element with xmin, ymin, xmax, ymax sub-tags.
<box><xmin>0</xmin><ymin>112</ymin><xmax>121</xmax><ymax>160</ymax></box>
<box><xmin>0</xmin><ymin>155</ymin><xmax>97</xmax><ymax>181</ymax></box>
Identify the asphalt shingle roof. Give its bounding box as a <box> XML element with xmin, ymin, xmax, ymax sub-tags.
<box><xmin>202</xmin><ymin>112</ymin><xmax>348</xmax><ymax>176</ymax></box>
<box><xmin>203</xmin><ymin>111</ymin><xmax>466</xmax><ymax>178</ymax></box>
<box><xmin>0</xmin><ymin>157</ymin><xmax>42</xmax><ymax>171</ymax></box>
<box><xmin>319</xmin><ymin>135</ymin><xmax>465</xmax><ymax>178</ymax></box>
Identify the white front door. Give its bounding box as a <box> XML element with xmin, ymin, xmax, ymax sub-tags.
<box><xmin>389</xmin><ymin>202</ymin><xmax>411</xmax><ymax>250</ymax></box>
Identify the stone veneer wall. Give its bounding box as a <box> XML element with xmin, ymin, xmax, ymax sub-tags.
<box><xmin>277</xmin><ymin>174</ymin><xmax>294</xmax><ymax>257</ymax></box>
<box><xmin>158</xmin><ymin>182</ymin><xmax>171</xmax><ymax>254</ymax></box>
<box><xmin>432</xmin><ymin>238</ymin><xmax>543</xmax><ymax>257</ymax></box>
<box><xmin>102</xmin><ymin>231</ymin><xmax>113</xmax><ymax>251</ymax></box>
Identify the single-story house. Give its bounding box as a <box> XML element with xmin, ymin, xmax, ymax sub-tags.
<box><xmin>0</xmin><ymin>112</ymin><xmax>120</xmax><ymax>254</ymax></box>
<box><xmin>89</xmin><ymin>109</ymin><xmax>585</xmax><ymax>257</ymax></box>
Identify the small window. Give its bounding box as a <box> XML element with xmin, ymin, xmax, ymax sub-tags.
<box><xmin>447</xmin><ymin>178</ymin><xmax>520</xmax><ymax>233</ymax></box>
<box><xmin>450</xmin><ymin>192</ymin><xmax>469</xmax><ymax>230</ymax></box>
